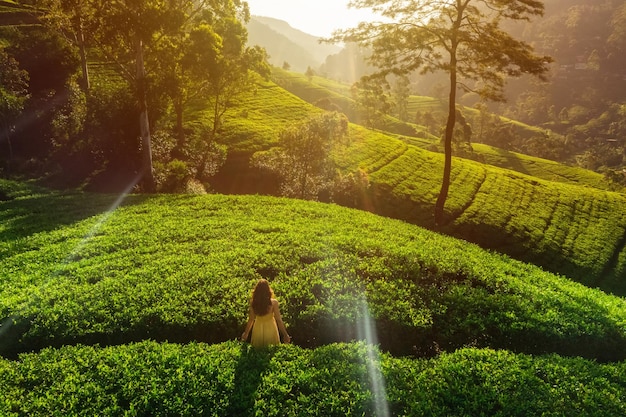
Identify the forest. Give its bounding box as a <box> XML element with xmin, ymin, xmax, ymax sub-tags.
<box><xmin>0</xmin><ymin>0</ymin><xmax>270</xmax><ymax>193</ymax></box>
<box><xmin>1</xmin><ymin>0</ymin><xmax>625</xmax><ymax>194</ymax></box>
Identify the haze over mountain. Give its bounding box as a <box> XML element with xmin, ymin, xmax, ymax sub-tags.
<box><xmin>246</xmin><ymin>16</ymin><xmax>341</xmax><ymax>73</ymax></box>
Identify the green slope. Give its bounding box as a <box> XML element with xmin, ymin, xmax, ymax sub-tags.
<box><xmin>333</xmin><ymin>127</ymin><xmax>626</xmax><ymax>293</ymax></box>
<box><xmin>272</xmin><ymin>68</ymin><xmax>616</xmax><ymax>192</ymax></box>
<box><xmin>209</xmin><ymin>75</ymin><xmax>626</xmax><ymax>294</ymax></box>
<box><xmin>1</xmin><ymin>182</ymin><xmax>625</xmax><ymax>362</ymax></box>
<box><xmin>0</xmin><ymin>0</ymin><xmax>40</xmax><ymax>26</ymax></box>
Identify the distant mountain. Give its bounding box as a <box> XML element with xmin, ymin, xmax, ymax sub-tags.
<box><xmin>246</xmin><ymin>16</ymin><xmax>341</xmax><ymax>73</ymax></box>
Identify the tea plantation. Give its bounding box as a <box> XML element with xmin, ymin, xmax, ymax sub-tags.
<box><xmin>212</xmin><ymin>74</ymin><xmax>626</xmax><ymax>296</ymax></box>
<box><xmin>1</xmin><ymin>180</ymin><xmax>626</xmax><ymax>415</ymax></box>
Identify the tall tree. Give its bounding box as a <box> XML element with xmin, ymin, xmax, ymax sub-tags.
<box><xmin>89</xmin><ymin>0</ymin><xmax>192</xmax><ymax>191</ymax></box>
<box><xmin>333</xmin><ymin>0</ymin><xmax>552</xmax><ymax>225</ymax></box>
<box><xmin>391</xmin><ymin>74</ymin><xmax>410</xmax><ymax>122</ymax></box>
<box><xmin>351</xmin><ymin>75</ymin><xmax>391</xmax><ymax>129</ymax></box>
<box><xmin>151</xmin><ymin>1</ymin><xmax>252</xmax><ymax>159</ymax></box>
<box><xmin>252</xmin><ymin>112</ymin><xmax>349</xmax><ymax>200</ymax></box>
<box><xmin>183</xmin><ymin>9</ymin><xmax>270</xmax><ymax>180</ymax></box>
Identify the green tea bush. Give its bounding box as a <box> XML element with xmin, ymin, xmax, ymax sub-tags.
<box><xmin>1</xmin><ymin>341</ymin><xmax>624</xmax><ymax>416</ymax></box>
<box><xmin>2</xmin><ymin>189</ymin><xmax>626</xmax><ymax>361</ymax></box>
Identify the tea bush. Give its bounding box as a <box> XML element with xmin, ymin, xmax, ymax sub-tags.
<box><xmin>0</xmin><ymin>341</ymin><xmax>624</xmax><ymax>416</ymax></box>
<box><xmin>1</xmin><ymin>188</ymin><xmax>626</xmax><ymax>361</ymax></box>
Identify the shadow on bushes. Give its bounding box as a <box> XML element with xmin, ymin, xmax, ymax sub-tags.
<box><xmin>225</xmin><ymin>345</ymin><xmax>274</xmax><ymax>416</ymax></box>
<box><xmin>2</xmin><ymin>313</ymin><xmax>626</xmax><ymax>363</ymax></box>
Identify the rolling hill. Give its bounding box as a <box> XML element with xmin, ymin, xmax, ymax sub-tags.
<box><xmin>1</xmin><ymin>180</ymin><xmax>626</xmax><ymax>414</ymax></box>
<box><xmin>3</xmin><ymin>7</ymin><xmax>626</xmax><ymax>416</ymax></box>
<box><xmin>2</xmin><ymin>68</ymin><xmax>626</xmax><ymax>416</ymax></box>
<box><xmin>203</xmin><ymin>73</ymin><xmax>626</xmax><ymax>296</ymax></box>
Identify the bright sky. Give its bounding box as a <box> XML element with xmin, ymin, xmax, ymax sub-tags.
<box><xmin>245</xmin><ymin>0</ymin><xmax>381</xmax><ymax>38</ymax></box>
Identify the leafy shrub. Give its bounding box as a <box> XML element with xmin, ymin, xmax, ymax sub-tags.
<box><xmin>2</xmin><ymin>190</ymin><xmax>625</xmax><ymax>361</ymax></box>
<box><xmin>156</xmin><ymin>159</ymin><xmax>191</xmax><ymax>192</ymax></box>
<box><xmin>328</xmin><ymin>168</ymin><xmax>370</xmax><ymax>208</ymax></box>
<box><xmin>0</xmin><ymin>341</ymin><xmax>625</xmax><ymax>416</ymax></box>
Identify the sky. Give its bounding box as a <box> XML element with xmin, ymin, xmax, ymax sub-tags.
<box><xmin>244</xmin><ymin>0</ymin><xmax>382</xmax><ymax>38</ymax></box>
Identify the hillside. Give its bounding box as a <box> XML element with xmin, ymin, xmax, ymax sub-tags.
<box><xmin>205</xmin><ymin>74</ymin><xmax>626</xmax><ymax>295</ymax></box>
<box><xmin>1</xmin><ymin>180</ymin><xmax>625</xmax><ymax>361</ymax></box>
<box><xmin>270</xmin><ymin>69</ymin><xmax>619</xmax><ymax>191</ymax></box>
<box><xmin>2</xmin><ymin>4</ymin><xmax>626</xmax><ymax>414</ymax></box>
<box><xmin>1</xmin><ymin>180</ymin><xmax>626</xmax><ymax>414</ymax></box>
<box><xmin>262</xmin><ymin>2</ymin><xmax>626</xmax><ymax>174</ymax></box>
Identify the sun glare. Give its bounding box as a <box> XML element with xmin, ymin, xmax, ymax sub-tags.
<box><xmin>0</xmin><ymin>174</ymin><xmax>142</xmax><ymax>345</ymax></box>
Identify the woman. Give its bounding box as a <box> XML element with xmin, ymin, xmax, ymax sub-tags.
<box><xmin>241</xmin><ymin>279</ymin><xmax>291</xmax><ymax>347</ymax></box>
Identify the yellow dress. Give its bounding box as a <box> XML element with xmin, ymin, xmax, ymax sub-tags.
<box><xmin>251</xmin><ymin>312</ymin><xmax>280</xmax><ymax>348</ymax></box>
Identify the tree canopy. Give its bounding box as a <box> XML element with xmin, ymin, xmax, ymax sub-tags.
<box><xmin>3</xmin><ymin>0</ymin><xmax>269</xmax><ymax>192</ymax></box>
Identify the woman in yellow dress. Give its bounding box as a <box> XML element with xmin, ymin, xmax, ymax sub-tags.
<box><xmin>241</xmin><ymin>279</ymin><xmax>291</xmax><ymax>347</ymax></box>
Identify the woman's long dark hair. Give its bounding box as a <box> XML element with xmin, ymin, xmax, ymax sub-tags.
<box><xmin>251</xmin><ymin>279</ymin><xmax>274</xmax><ymax>316</ymax></box>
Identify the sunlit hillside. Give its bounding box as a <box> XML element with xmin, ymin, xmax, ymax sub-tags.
<box><xmin>3</xmin><ymin>2</ymin><xmax>626</xmax><ymax>415</ymax></box>
<box><xmin>1</xmin><ymin>180</ymin><xmax>626</xmax><ymax>414</ymax></box>
<box><xmin>272</xmin><ymin>69</ymin><xmax>618</xmax><ymax>192</ymax></box>
<box><xmin>200</xmin><ymin>74</ymin><xmax>626</xmax><ymax>295</ymax></box>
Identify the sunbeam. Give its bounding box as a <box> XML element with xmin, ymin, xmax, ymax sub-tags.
<box><xmin>63</xmin><ymin>172</ymin><xmax>142</xmax><ymax>257</ymax></box>
<box><xmin>1</xmin><ymin>172</ymin><xmax>143</xmax><ymax>352</ymax></box>
<box><xmin>356</xmin><ymin>298</ymin><xmax>390</xmax><ymax>417</ymax></box>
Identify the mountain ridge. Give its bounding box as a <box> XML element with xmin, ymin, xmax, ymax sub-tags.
<box><xmin>246</xmin><ymin>15</ymin><xmax>341</xmax><ymax>72</ymax></box>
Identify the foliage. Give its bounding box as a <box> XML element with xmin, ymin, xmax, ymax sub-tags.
<box><xmin>0</xmin><ymin>46</ymin><xmax>28</xmax><ymax>165</ymax></box>
<box><xmin>1</xmin><ymin>24</ymin><xmax>79</xmax><ymax>165</ymax></box>
<box><xmin>77</xmin><ymin>79</ymin><xmax>141</xmax><ymax>190</ymax></box>
<box><xmin>168</xmin><ymin>6</ymin><xmax>269</xmax><ymax>182</ymax></box>
<box><xmin>11</xmin><ymin>0</ymin><xmax>268</xmax><ymax>190</ymax></box>
<box><xmin>1</xmin><ymin>186</ymin><xmax>626</xmax><ymax>361</ymax></box>
<box><xmin>252</xmin><ymin>112</ymin><xmax>349</xmax><ymax>200</ymax></box>
<box><xmin>494</xmin><ymin>1</ymin><xmax>626</xmax><ymax>172</ymax></box>
<box><xmin>328</xmin><ymin>168</ymin><xmax>371</xmax><ymax>208</ymax></box>
<box><xmin>155</xmin><ymin>159</ymin><xmax>191</xmax><ymax>193</ymax></box>
<box><xmin>0</xmin><ymin>341</ymin><xmax>625</xmax><ymax>416</ymax></box>
<box><xmin>37</xmin><ymin>0</ymin><xmax>96</xmax><ymax>90</ymax></box>
<box><xmin>351</xmin><ymin>75</ymin><xmax>391</xmax><ymax>130</ymax></box>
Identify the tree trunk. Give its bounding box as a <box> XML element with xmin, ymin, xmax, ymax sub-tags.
<box><xmin>170</xmin><ymin>97</ymin><xmax>185</xmax><ymax>160</ymax></box>
<box><xmin>136</xmin><ymin>36</ymin><xmax>155</xmax><ymax>192</ymax></box>
<box><xmin>3</xmin><ymin>126</ymin><xmax>13</xmax><ymax>172</ymax></box>
<box><xmin>434</xmin><ymin>53</ymin><xmax>458</xmax><ymax>226</ymax></box>
<box><xmin>77</xmin><ymin>23</ymin><xmax>90</xmax><ymax>91</ymax></box>
<box><xmin>195</xmin><ymin>93</ymin><xmax>221</xmax><ymax>180</ymax></box>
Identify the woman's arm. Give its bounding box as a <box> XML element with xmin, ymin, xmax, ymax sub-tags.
<box><xmin>272</xmin><ymin>299</ymin><xmax>291</xmax><ymax>344</ymax></box>
<box><xmin>241</xmin><ymin>305</ymin><xmax>255</xmax><ymax>341</ymax></box>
